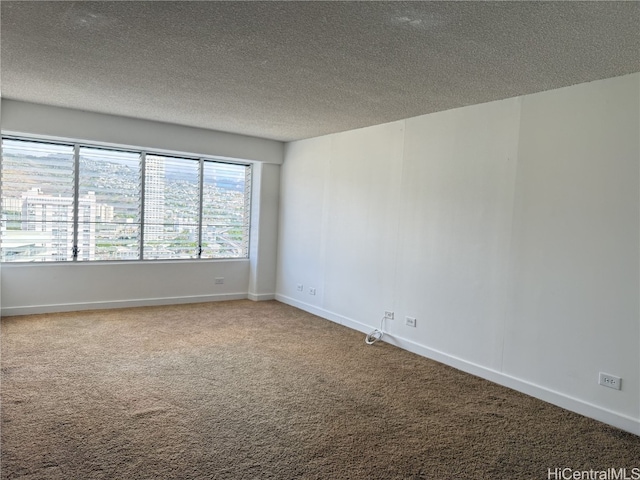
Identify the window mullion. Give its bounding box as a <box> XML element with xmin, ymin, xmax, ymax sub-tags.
<box><xmin>72</xmin><ymin>144</ymin><xmax>80</xmax><ymax>261</ymax></box>
<box><xmin>197</xmin><ymin>158</ymin><xmax>204</xmax><ymax>258</ymax></box>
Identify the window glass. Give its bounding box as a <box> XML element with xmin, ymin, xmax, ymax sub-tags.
<box><xmin>143</xmin><ymin>155</ymin><xmax>200</xmax><ymax>260</ymax></box>
<box><xmin>1</xmin><ymin>139</ymin><xmax>75</xmax><ymax>262</ymax></box>
<box><xmin>0</xmin><ymin>137</ymin><xmax>252</xmax><ymax>262</ymax></box>
<box><xmin>78</xmin><ymin>147</ymin><xmax>141</xmax><ymax>261</ymax></box>
<box><xmin>201</xmin><ymin>161</ymin><xmax>251</xmax><ymax>258</ymax></box>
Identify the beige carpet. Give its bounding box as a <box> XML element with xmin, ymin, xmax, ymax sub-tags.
<box><xmin>1</xmin><ymin>300</ymin><xmax>638</xmax><ymax>479</ymax></box>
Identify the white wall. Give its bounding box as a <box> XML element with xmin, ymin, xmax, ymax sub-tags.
<box><xmin>248</xmin><ymin>162</ymin><xmax>280</xmax><ymax>301</ymax></box>
<box><xmin>1</xmin><ymin>260</ymin><xmax>250</xmax><ymax>315</ymax></box>
<box><xmin>1</xmin><ymin>100</ymin><xmax>283</xmax><ymax>314</ymax></box>
<box><xmin>276</xmin><ymin>73</ymin><xmax>640</xmax><ymax>434</ymax></box>
<box><xmin>1</xmin><ymin>100</ymin><xmax>283</xmax><ymax>164</ymax></box>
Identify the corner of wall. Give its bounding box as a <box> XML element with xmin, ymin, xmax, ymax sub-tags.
<box><xmin>248</xmin><ymin>163</ymin><xmax>281</xmax><ymax>301</ymax></box>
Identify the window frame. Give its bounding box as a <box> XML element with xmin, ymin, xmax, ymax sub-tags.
<box><xmin>0</xmin><ymin>134</ymin><xmax>253</xmax><ymax>263</ymax></box>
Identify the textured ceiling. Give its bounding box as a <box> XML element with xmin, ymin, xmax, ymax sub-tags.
<box><xmin>1</xmin><ymin>1</ymin><xmax>639</xmax><ymax>142</ymax></box>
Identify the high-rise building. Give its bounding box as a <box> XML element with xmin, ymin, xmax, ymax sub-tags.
<box><xmin>78</xmin><ymin>192</ymin><xmax>97</xmax><ymax>261</ymax></box>
<box><xmin>96</xmin><ymin>203</ymin><xmax>115</xmax><ymax>223</ymax></box>
<box><xmin>15</xmin><ymin>187</ymin><xmax>96</xmax><ymax>261</ymax></box>
<box><xmin>144</xmin><ymin>156</ymin><xmax>165</xmax><ymax>243</ymax></box>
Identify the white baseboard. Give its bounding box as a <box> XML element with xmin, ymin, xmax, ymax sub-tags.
<box><xmin>247</xmin><ymin>293</ymin><xmax>276</xmax><ymax>301</ymax></box>
<box><xmin>275</xmin><ymin>294</ymin><xmax>640</xmax><ymax>436</ymax></box>
<box><xmin>1</xmin><ymin>293</ymin><xmax>249</xmax><ymax>317</ymax></box>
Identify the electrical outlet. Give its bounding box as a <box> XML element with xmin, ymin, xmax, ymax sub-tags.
<box><xmin>405</xmin><ymin>316</ymin><xmax>417</xmax><ymax>327</ymax></box>
<box><xmin>296</xmin><ymin>284</ymin><xmax>304</xmax><ymax>292</ymax></box>
<box><xmin>384</xmin><ymin>311</ymin><xmax>394</xmax><ymax>320</ymax></box>
<box><xmin>214</xmin><ymin>277</ymin><xmax>224</xmax><ymax>285</ymax></box>
<box><xmin>599</xmin><ymin>372</ymin><xmax>621</xmax><ymax>390</ymax></box>
<box><xmin>309</xmin><ymin>287</ymin><xmax>316</xmax><ymax>296</ymax></box>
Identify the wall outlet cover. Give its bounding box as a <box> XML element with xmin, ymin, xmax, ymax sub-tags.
<box><xmin>598</xmin><ymin>372</ymin><xmax>621</xmax><ymax>390</ymax></box>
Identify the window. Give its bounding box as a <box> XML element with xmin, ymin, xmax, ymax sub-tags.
<box><xmin>201</xmin><ymin>161</ymin><xmax>251</xmax><ymax>259</ymax></box>
<box><xmin>79</xmin><ymin>147</ymin><xmax>141</xmax><ymax>261</ymax></box>
<box><xmin>1</xmin><ymin>140</ymin><xmax>75</xmax><ymax>261</ymax></box>
<box><xmin>143</xmin><ymin>155</ymin><xmax>199</xmax><ymax>260</ymax></box>
<box><xmin>0</xmin><ymin>137</ymin><xmax>252</xmax><ymax>262</ymax></box>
